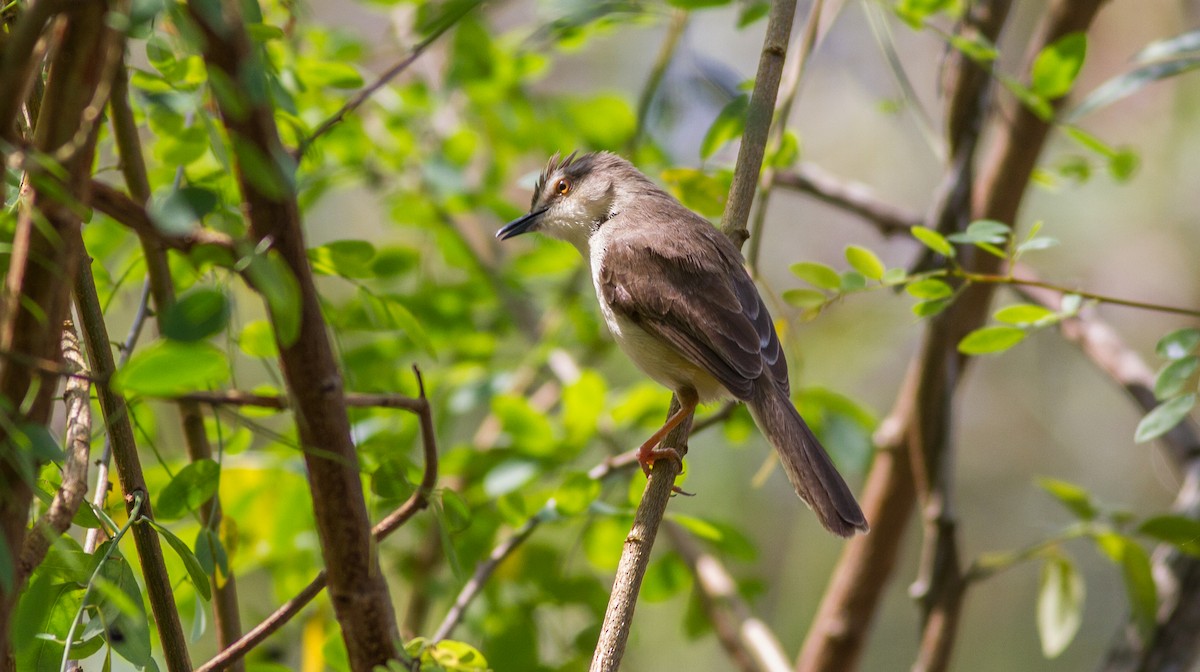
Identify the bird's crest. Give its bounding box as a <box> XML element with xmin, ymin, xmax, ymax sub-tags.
<box><xmin>532</xmin><ymin>151</ymin><xmax>581</xmax><ymax>208</ymax></box>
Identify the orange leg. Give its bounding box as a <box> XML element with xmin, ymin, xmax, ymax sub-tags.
<box><xmin>637</xmin><ymin>389</ymin><xmax>697</xmax><ymax>477</ymax></box>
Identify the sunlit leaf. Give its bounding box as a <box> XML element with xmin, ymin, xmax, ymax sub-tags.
<box><xmin>790</xmin><ymin>261</ymin><xmax>842</xmax><ymax>291</ymax></box>
<box><xmin>114</xmin><ymin>341</ymin><xmax>230</xmax><ymax>396</ymax></box>
<box><xmin>161</xmin><ymin>288</ymin><xmax>231</xmax><ymax>342</ymax></box>
<box><xmin>1037</xmin><ymin>554</ymin><xmax>1084</xmax><ymax>658</ymax></box>
<box><xmin>844</xmin><ymin>245</ymin><xmax>885</xmax><ymax>280</ymax></box>
<box><xmin>905</xmin><ymin>278</ymin><xmax>953</xmax><ymax>300</ymax></box>
<box><xmin>1031</xmin><ymin>32</ymin><xmax>1087</xmax><ymax>99</ymax></box>
<box><xmin>145</xmin><ymin>520</ymin><xmax>212</xmax><ymax>601</ymax></box>
<box><xmin>958</xmin><ymin>326</ymin><xmax>1026</xmax><ymax>355</ymax></box>
<box><xmin>993</xmin><ymin>304</ymin><xmax>1057</xmax><ymax>326</ymax></box>
<box><xmin>1037</xmin><ymin>477</ymin><xmax>1097</xmax><ymax>520</ymax></box>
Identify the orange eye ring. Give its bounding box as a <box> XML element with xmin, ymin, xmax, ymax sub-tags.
<box><xmin>555</xmin><ymin>178</ymin><xmax>572</xmax><ymax>195</ymax></box>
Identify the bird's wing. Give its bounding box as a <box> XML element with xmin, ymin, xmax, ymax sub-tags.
<box><xmin>599</xmin><ymin>222</ymin><xmax>789</xmax><ymax>401</ymax></box>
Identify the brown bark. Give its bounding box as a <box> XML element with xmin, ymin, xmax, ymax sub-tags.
<box><xmin>183</xmin><ymin>1</ymin><xmax>400</xmax><ymax>667</ymax></box>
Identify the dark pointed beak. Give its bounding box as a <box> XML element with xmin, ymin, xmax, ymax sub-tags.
<box><xmin>496</xmin><ymin>207</ymin><xmax>547</xmax><ymax>240</ymax></box>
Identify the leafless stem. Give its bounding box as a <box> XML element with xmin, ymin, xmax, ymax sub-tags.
<box><xmin>174</xmin><ymin>390</ymin><xmax>425</xmax><ymax>412</ymax></box>
<box><xmin>721</xmin><ymin>0</ymin><xmax>798</xmax><ymax>248</ymax></box>
<box><xmin>773</xmin><ymin>163</ymin><xmax>922</xmax><ymax>234</ymax></box>
<box><xmin>195</xmin><ymin>367</ymin><xmax>437</xmax><ymax>672</ymax></box>
<box><xmin>667</xmin><ymin>522</ymin><xmax>791</xmax><ymax>672</ymax></box>
<box><xmin>746</xmin><ymin>0</ymin><xmax>827</xmax><ymax>274</ymax></box>
<box><xmin>627</xmin><ymin>9</ymin><xmax>688</xmax><ymax>153</ymax></box>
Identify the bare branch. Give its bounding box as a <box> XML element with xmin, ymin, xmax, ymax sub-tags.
<box><xmin>721</xmin><ymin>0</ymin><xmax>798</xmax><ymax>248</ymax></box>
<box><xmin>667</xmin><ymin>522</ymin><xmax>791</xmax><ymax>672</ymax></box>
<box><xmin>89</xmin><ymin>180</ymin><xmax>237</xmax><ymax>253</ymax></box>
<box><xmin>773</xmin><ymin>163</ymin><xmax>922</xmax><ymax>234</ymax></box>
<box><xmin>18</xmin><ymin>321</ymin><xmax>92</xmax><ymax>580</ymax></box>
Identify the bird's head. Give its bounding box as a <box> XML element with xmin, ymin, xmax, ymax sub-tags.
<box><xmin>497</xmin><ymin>151</ymin><xmax>648</xmax><ymax>250</ymax></box>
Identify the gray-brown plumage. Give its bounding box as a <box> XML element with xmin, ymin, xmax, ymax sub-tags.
<box><xmin>498</xmin><ymin>151</ymin><xmax>868</xmax><ymax>537</ymax></box>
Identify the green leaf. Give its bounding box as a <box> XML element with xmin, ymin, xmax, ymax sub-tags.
<box><xmin>1157</xmin><ymin>328</ymin><xmax>1200</xmax><ymax>360</ymax></box>
<box><xmin>844</xmin><ymin>245</ymin><xmax>885</xmax><ymax>280</ymax></box>
<box><xmin>790</xmin><ymin>262</ymin><xmax>842</xmax><ymax>291</ymax></box>
<box><xmin>912</xmin><ymin>298</ymin><xmax>952</xmax><ymax>317</ymax></box>
<box><xmin>1137</xmin><ymin>515</ymin><xmax>1200</xmax><ymax>555</ymax></box>
<box><xmin>90</xmin><ymin>553</ymin><xmax>153</xmax><ymax>666</ymax></box>
<box><xmin>948</xmin><ymin>32</ymin><xmax>998</xmax><ymax>63</ymax></box>
<box><xmin>1099</xmin><ymin>535</ymin><xmax>1156</xmax><ymax>639</ymax></box>
<box><xmin>156</xmin><ymin>459</ymin><xmax>220</xmax><ymax>520</ymax></box>
<box><xmin>700</xmin><ymin>94</ymin><xmax>749</xmax><ymax>160</ymax></box>
<box><xmin>357</xmin><ymin>289</ymin><xmax>436</xmax><ymax>357</ymax></box>
<box><xmin>993</xmin><ymin>304</ymin><xmax>1057</xmax><ymax>326</ymax></box>
<box><xmin>1031</xmin><ymin>32</ymin><xmax>1088</xmax><ymax>99</ymax></box>
<box><xmin>114</xmin><ymin>341</ymin><xmax>230</xmax><ymax>396</ymax></box>
<box><xmin>958</xmin><ymin>326</ymin><xmax>1026</xmax><ymax>355</ymax></box>
<box><xmin>782</xmin><ymin>288</ymin><xmax>828</xmax><ymax>309</ymax></box>
<box><xmin>308</xmin><ymin>240</ymin><xmax>376</xmax><ymax>279</ymax></box>
<box><xmin>1037</xmin><ymin>477</ymin><xmax>1098</xmax><ymax>520</ymax></box>
<box><xmin>300</xmin><ymin>61</ymin><xmax>364</xmax><ymax>89</ymax></box>
<box><xmin>142</xmin><ymin>520</ymin><xmax>211</xmax><ymax>603</ymax></box>
<box><xmin>839</xmin><ymin>271</ymin><xmax>867</xmax><ymax>291</ymax></box>
<box><xmin>641</xmin><ymin>552</ymin><xmax>691</xmax><ymax>602</ymax></box>
<box><xmin>552</xmin><ymin>472</ymin><xmax>601</xmax><ymax>517</ymax></box>
<box><xmin>905</xmin><ymin>278</ymin><xmax>953</xmax><ymax>300</ymax></box>
<box><xmin>1155</xmin><ymin>356</ymin><xmax>1199</xmax><ymax>400</ymax></box>
<box><xmin>660</xmin><ymin>168</ymin><xmax>731</xmax><ymax>218</ymax></box>
<box><xmin>238</xmin><ymin>319</ymin><xmax>278</xmax><ymax>358</ymax></box>
<box><xmin>667</xmin><ymin>0</ymin><xmax>730</xmax><ymax>7</ymax></box>
<box><xmin>493</xmin><ymin>394</ymin><xmax>556</xmax><ymax>456</ymax></box>
<box><xmin>946</xmin><ymin>219</ymin><xmax>1011</xmax><ymax>245</ymax></box>
<box><xmin>439</xmin><ymin>489</ymin><xmax>472</xmax><ymax>533</ymax></box>
<box><xmin>1037</xmin><ymin>555</ymin><xmax>1085</xmax><ymax>658</ymax></box>
<box><xmin>10</xmin><ymin>423</ymin><xmax>64</xmax><ymax>462</ymax></box>
<box><xmin>161</xmin><ymin>288</ymin><xmax>232</xmax><ymax>342</ymax></box>
<box><xmin>1135</xmin><ymin>393</ymin><xmax>1196</xmax><ymax>443</ymax></box>
<box><xmin>372</xmin><ymin>459</ymin><xmax>417</xmax><ymax>501</ymax></box>
<box><xmin>244</xmin><ymin>249</ymin><xmax>302</xmax><ymax>348</ymax></box>
<box><xmin>195</xmin><ymin>526</ymin><xmax>229</xmax><ymax>579</ymax></box>
<box><xmin>911</xmin><ymin>226</ymin><xmax>955</xmax><ymax>257</ymax></box>
<box><xmin>148</xmin><ymin>186</ymin><xmax>218</xmax><ymax>237</ymax></box>
<box><xmin>562</xmin><ymin>370</ymin><xmax>606</xmax><ymax>446</ymax></box>
<box><xmin>893</xmin><ymin>0</ymin><xmax>954</xmax><ymax>28</ymax></box>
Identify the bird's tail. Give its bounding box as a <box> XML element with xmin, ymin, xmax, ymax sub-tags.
<box><xmin>749</xmin><ymin>382</ymin><xmax>869</xmax><ymax>537</ymax></box>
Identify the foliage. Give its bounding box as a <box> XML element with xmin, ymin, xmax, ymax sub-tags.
<box><xmin>4</xmin><ymin>0</ymin><xmax>1199</xmax><ymax>671</ymax></box>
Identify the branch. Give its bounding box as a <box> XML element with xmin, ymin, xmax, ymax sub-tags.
<box><xmin>720</xmin><ymin>0</ymin><xmax>798</xmax><ymax>248</ymax></box>
<box><xmin>195</xmin><ymin>367</ymin><xmax>437</xmax><ymax>672</ymax></box>
<box><xmin>293</xmin><ymin>0</ymin><xmax>480</xmax><ymax>158</ymax></box>
<box><xmin>666</xmin><ymin>522</ymin><xmax>791</xmax><ymax>672</ymax></box>
<box><xmin>74</xmin><ymin>229</ymin><xmax>193</xmax><ymax>672</ymax></box>
<box><xmin>89</xmin><ymin>180</ymin><xmax>236</xmax><ymax>253</ymax></box>
<box><xmin>773</xmin><ymin>163</ymin><xmax>922</xmax><ymax>234</ymax></box>
<box><xmin>108</xmin><ymin>54</ymin><xmax>246</xmax><ymax>666</ymax></box>
<box><xmin>18</xmin><ymin>321</ymin><xmax>92</xmax><ymax>581</ymax></box>
<box><xmin>185</xmin><ymin>0</ymin><xmax>401</xmax><ymax>665</ymax></box>
<box><xmin>746</xmin><ymin>0</ymin><xmax>827</xmax><ymax>274</ymax></box>
<box><xmin>175</xmin><ymin>390</ymin><xmax>425</xmax><ymax>412</ymax></box>
<box><xmin>590</xmin><ymin>399</ymin><xmax>692</xmax><ymax>672</ymax></box>
<box><xmin>627</xmin><ymin>9</ymin><xmax>688</xmax><ymax>153</ymax></box>
<box><xmin>961</xmin><ymin>271</ymin><xmax>1200</xmax><ymax>318</ymax></box>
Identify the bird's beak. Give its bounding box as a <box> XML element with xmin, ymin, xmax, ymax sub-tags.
<box><xmin>496</xmin><ymin>207</ymin><xmax>548</xmax><ymax>240</ymax></box>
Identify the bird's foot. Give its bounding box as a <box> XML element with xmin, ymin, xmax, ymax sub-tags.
<box><xmin>637</xmin><ymin>444</ymin><xmax>693</xmax><ymax>496</ymax></box>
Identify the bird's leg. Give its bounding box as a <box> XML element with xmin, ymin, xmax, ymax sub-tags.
<box><xmin>637</xmin><ymin>389</ymin><xmax>697</xmax><ymax>478</ymax></box>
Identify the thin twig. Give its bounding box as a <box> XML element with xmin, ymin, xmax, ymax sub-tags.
<box><xmin>773</xmin><ymin>163</ymin><xmax>922</xmax><ymax>234</ymax></box>
<box><xmin>746</xmin><ymin>0</ymin><xmax>827</xmax><ymax>274</ymax></box>
<box><xmin>961</xmin><ymin>271</ymin><xmax>1200</xmax><ymax>318</ymax></box>
<box><xmin>627</xmin><ymin>9</ymin><xmax>688</xmax><ymax>153</ymax></box>
<box><xmin>721</xmin><ymin>0</ymin><xmax>799</xmax><ymax>248</ymax></box>
<box><xmin>293</xmin><ymin>0</ymin><xmax>481</xmax><ymax>159</ymax></box>
<box><xmin>174</xmin><ymin>390</ymin><xmax>425</xmax><ymax>412</ymax></box>
<box><xmin>194</xmin><ymin>367</ymin><xmax>437</xmax><ymax>672</ymax></box>
<box><xmin>89</xmin><ymin>180</ymin><xmax>237</xmax><ymax>253</ymax></box>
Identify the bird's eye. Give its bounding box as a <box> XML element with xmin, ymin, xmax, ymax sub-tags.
<box><xmin>555</xmin><ymin>178</ymin><xmax>572</xmax><ymax>196</ymax></box>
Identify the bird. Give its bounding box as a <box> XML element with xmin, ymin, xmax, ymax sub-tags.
<box><xmin>496</xmin><ymin>151</ymin><xmax>868</xmax><ymax>537</ymax></box>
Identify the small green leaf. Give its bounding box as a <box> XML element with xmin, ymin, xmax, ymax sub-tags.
<box><xmin>839</xmin><ymin>271</ymin><xmax>867</xmax><ymax>291</ymax></box>
<box><xmin>1031</xmin><ymin>32</ymin><xmax>1088</xmax><ymax>99</ymax></box>
<box><xmin>844</xmin><ymin>245</ymin><xmax>885</xmax><ymax>280</ymax></box>
<box><xmin>1114</xmin><ymin>536</ymin><xmax>1157</xmax><ymax>639</ymax></box>
<box><xmin>238</xmin><ymin>320</ymin><xmax>278</xmax><ymax>358</ymax></box>
<box><xmin>1108</xmin><ymin>148</ymin><xmax>1139</xmax><ymax>181</ymax></box>
<box><xmin>700</xmin><ymin>94</ymin><xmax>749</xmax><ymax>160</ymax></box>
<box><xmin>1137</xmin><ymin>515</ymin><xmax>1200</xmax><ymax>555</ymax></box>
<box><xmin>1037</xmin><ymin>477</ymin><xmax>1098</xmax><ymax>520</ymax></box>
<box><xmin>308</xmin><ymin>240</ymin><xmax>377</xmax><ymax>279</ymax></box>
<box><xmin>958</xmin><ymin>326</ymin><xmax>1026</xmax><ymax>355</ymax></box>
<box><xmin>911</xmin><ymin>226</ymin><xmax>954</xmax><ymax>257</ymax></box>
<box><xmin>148</xmin><ymin>186</ymin><xmax>218</xmax><ymax>237</ymax></box>
<box><xmin>439</xmin><ymin>489</ymin><xmax>472</xmax><ymax>533</ymax></box>
<box><xmin>782</xmin><ymin>288</ymin><xmax>828</xmax><ymax>309</ymax></box>
<box><xmin>1018</xmin><ymin>236</ymin><xmax>1060</xmax><ymax>254</ymax></box>
<box><xmin>493</xmin><ymin>394</ymin><xmax>556</xmax><ymax>456</ymax></box>
<box><xmin>912</xmin><ymin>298</ymin><xmax>952</xmax><ymax>317</ymax></box>
<box><xmin>881</xmin><ymin>267</ymin><xmax>909</xmax><ymax>286</ymax></box>
<box><xmin>905</xmin><ymin>278</ymin><xmax>953</xmax><ymax>300</ymax></box>
<box><xmin>1155</xmin><ymin>356</ymin><xmax>1199</xmax><ymax>400</ymax></box>
<box><xmin>161</xmin><ymin>288</ymin><xmax>231</xmax><ymax>342</ymax></box>
<box><xmin>562</xmin><ymin>370</ymin><xmax>606</xmax><ymax>446</ymax></box>
<box><xmin>156</xmin><ymin>459</ymin><xmax>220</xmax><ymax>520</ymax></box>
<box><xmin>993</xmin><ymin>304</ymin><xmax>1057</xmax><ymax>326</ymax></box>
<box><xmin>1037</xmin><ymin>555</ymin><xmax>1085</xmax><ymax>658</ymax></box>
<box><xmin>114</xmin><ymin>341</ymin><xmax>230</xmax><ymax>396</ymax></box>
<box><xmin>790</xmin><ymin>262</ymin><xmax>842</xmax><ymax>291</ymax></box>
<box><xmin>1135</xmin><ymin>393</ymin><xmax>1196</xmax><ymax>443</ymax></box>
<box><xmin>145</xmin><ymin>520</ymin><xmax>212</xmax><ymax>601</ymax></box>
<box><xmin>299</xmin><ymin>61</ymin><xmax>364</xmax><ymax>89</ymax></box>
<box><xmin>195</xmin><ymin>526</ymin><xmax>229</xmax><ymax>579</ymax></box>
<box><xmin>1157</xmin><ymin>328</ymin><xmax>1200</xmax><ymax>360</ymax></box>
<box><xmin>947</xmin><ymin>219</ymin><xmax>1011</xmax><ymax>245</ymax></box>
